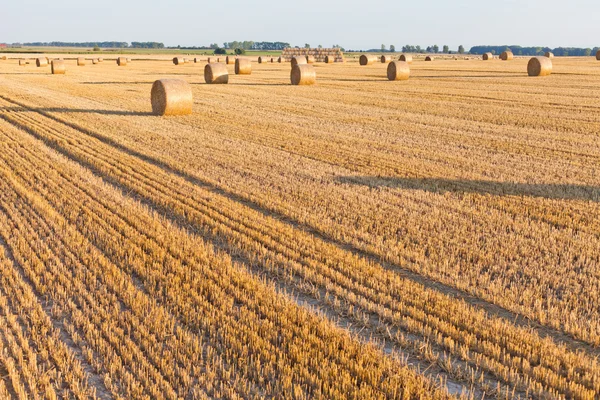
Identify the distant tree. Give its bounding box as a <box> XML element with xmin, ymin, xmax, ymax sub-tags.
<box><xmin>93</xmin><ymin>46</ymin><xmax>100</xmax><ymax>52</ymax></box>
<box><xmin>209</xmin><ymin>43</ymin><xmax>219</xmax><ymax>49</ymax></box>
<box><xmin>458</xmin><ymin>45</ymin><xmax>465</xmax><ymax>54</ymax></box>
<box><xmin>304</xmin><ymin>43</ymin><xmax>310</xmax><ymax>48</ymax></box>
<box><xmin>214</xmin><ymin>48</ymin><xmax>227</xmax><ymax>55</ymax></box>
<box><xmin>443</xmin><ymin>45</ymin><xmax>449</xmax><ymax>53</ymax></box>
<box><xmin>584</xmin><ymin>48</ymin><xmax>592</xmax><ymax>56</ymax></box>
<box><xmin>234</xmin><ymin>48</ymin><xmax>245</xmax><ymax>55</ymax></box>
<box><xmin>432</xmin><ymin>45</ymin><xmax>439</xmax><ymax>53</ymax></box>
<box><xmin>381</xmin><ymin>44</ymin><xmax>386</xmax><ymax>52</ymax></box>
<box><xmin>318</xmin><ymin>44</ymin><xmax>323</xmax><ymax>48</ymax></box>
<box><xmin>390</xmin><ymin>45</ymin><xmax>395</xmax><ymax>52</ymax></box>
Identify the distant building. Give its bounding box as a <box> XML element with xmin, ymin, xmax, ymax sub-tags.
<box><xmin>0</xmin><ymin>44</ymin><xmax>7</xmax><ymax>48</ymax></box>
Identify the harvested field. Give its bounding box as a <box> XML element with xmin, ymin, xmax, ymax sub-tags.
<box><xmin>0</xmin><ymin>55</ymin><xmax>599</xmax><ymax>399</ymax></box>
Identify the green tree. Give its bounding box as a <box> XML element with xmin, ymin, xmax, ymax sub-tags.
<box><xmin>390</xmin><ymin>45</ymin><xmax>395</xmax><ymax>52</ymax></box>
<box><xmin>234</xmin><ymin>48</ymin><xmax>245</xmax><ymax>55</ymax></box>
<box><xmin>318</xmin><ymin>44</ymin><xmax>323</xmax><ymax>48</ymax></box>
<box><xmin>584</xmin><ymin>48</ymin><xmax>592</xmax><ymax>56</ymax></box>
<box><xmin>381</xmin><ymin>44</ymin><xmax>386</xmax><ymax>52</ymax></box>
<box><xmin>443</xmin><ymin>45</ymin><xmax>449</xmax><ymax>53</ymax></box>
<box><xmin>458</xmin><ymin>45</ymin><xmax>465</xmax><ymax>54</ymax></box>
<box><xmin>432</xmin><ymin>45</ymin><xmax>439</xmax><ymax>53</ymax></box>
<box><xmin>305</xmin><ymin>43</ymin><xmax>310</xmax><ymax>49</ymax></box>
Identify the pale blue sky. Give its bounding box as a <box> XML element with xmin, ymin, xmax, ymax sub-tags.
<box><xmin>3</xmin><ymin>0</ymin><xmax>600</xmax><ymax>49</ymax></box>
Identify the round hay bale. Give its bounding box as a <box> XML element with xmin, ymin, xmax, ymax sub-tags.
<box><xmin>19</xmin><ymin>59</ymin><xmax>28</xmax><ymax>66</ymax></box>
<box><xmin>151</xmin><ymin>79</ymin><xmax>193</xmax><ymax>116</ymax></box>
<box><xmin>399</xmin><ymin>54</ymin><xmax>413</xmax><ymax>63</ymax></box>
<box><xmin>127</xmin><ymin>58</ymin><xmax>131</xmax><ymax>63</ymax></box>
<box><xmin>1</xmin><ymin>56</ymin><xmax>6</xmax><ymax>61</ymax></box>
<box><xmin>425</xmin><ymin>56</ymin><xmax>434</xmax><ymax>61</ymax></box>
<box><xmin>98</xmin><ymin>58</ymin><xmax>103</xmax><ymax>63</ymax></box>
<box><xmin>51</xmin><ymin>60</ymin><xmax>66</xmax><ymax>75</ymax></box>
<box><xmin>381</xmin><ymin>55</ymin><xmax>392</xmax><ymax>63</ymax></box>
<box><xmin>306</xmin><ymin>55</ymin><xmax>315</xmax><ymax>64</ymax></box>
<box><xmin>500</xmin><ymin>51</ymin><xmax>514</xmax><ymax>61</ymax></box>
<box><xmin>36</xmin><ymin>57</ymin><xmax>48</xmax><ymax>67</ymax></box>
<box><xmin>278</xmin><ymin>56</ymin><xmax>284</xmax><ymax>63</ymax></box>
<box><xmin>359</xmin><ymin>54</ymin><xmax>377</xmax><ymax>65</ymax></box>
<box><xmin>173</xmin><ymin>57</ymin><xmax>184</xmax><ymax>65</ymax></box>
<box><xmin>324</xmin><ymin>55</ymin><xmax>334</xmax><ymax>64</ymax></box>
<box><xmin>596</xmin><ymin>50</ymin><xmax>600</xmax><ymax>60</ymax></box>
<box><xmin>207</xmin><ymin>57</ymin><xmax>212</xmax><ymax>63</ymax></box>
<box><xmin>527</xmin><ymin>57</ymin><xmax>552</xmax><ymax>77</ymax></box>
<box><xmin>387</xmin><ymin>61</ymin><xmax>410</xmax><ymax>81</ymax></box>
<box><xmin>291</xmin><ymin>56</ymin><xmax>307</xmax><ymax>67</ymax></box>
<box><xmin>117</xmin><ymin>57</ymin><xmax>127</xmax><ymax>66</ymax></box>
<box><xmin>291</xmin><ymin>64</ymin><xmax>316</xmax><ymax>85</ymax></box>
<box><xmin>204</xmin><ymin>63</ymin><xmax>229</xmax><ymax>84</ymax></box>
<box><xmin>235</xmin><ymin>58</ymin><xmax>251</xmax><ymax>75</ymax></box>
<box><xmin>258</xmin><ymin>56</ymin><xmax>268</xmax><ymax>63</ymax></box>
<box><xmin>482</xmin><ymin>52</ymin><xmax>493</xmax><ymax>60</ymax></box>
<box><xmin>77</xmin><ymin>57</ymin><xmax>86</xmax><ymax>66</ymax></box>
<box><xmin>545</xmin><ymin>52</ymin><xmax>554</xmax><ymax>58</ymax></box>
<box><xmin>92</xmin><ymin>59</ymin><xmax>98</xmax><ymax>65</ymax></box>
<box><xmin>225</xmin><ymin>56</ymin><xmax>235</xmax><ymax>65</ymax></box>
<box><xmin>271</xmin><ymin>57</ymin><xmax>275</xmax><ymax>63</ymax></box>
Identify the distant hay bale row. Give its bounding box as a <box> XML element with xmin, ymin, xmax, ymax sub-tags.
<box><xmin>235</xmin><ymin>58</ymin><xmax>251</xmax><ymax>75</ymax></box>
<box><xmin>151</xmin><ymin>79</ymin><xmax>192</xmax><ymax>116</ymax></box>
<box><xmin>51</xmin><ymin>60</ymin><xmax>66</xmax><ymax>75</ymax></box>
<box><xmin>482</xmin><ymin>52</ymin><xmax>493</xmax><ymax>60</ymax></box>
<box><xmin>291</xmin><ymin>65</ymin><xmax>316</xmax><ymax>85</ymax></box>
<box><xmin>387</xmin><ymin>61</ymin><xmax>410</xmax><ymax>81</ymax></box>
<box><xmin>500</xmin><ymin>51</ymin><xmax>514</xmax><ymax>61</ymax></box>
<box><xmin>528</xmin><ymin>57</ymin><xmax>552</xmax><ymax>76</ymax></box>
<box><xmin>359</xmin><ymin>54</ymin><xmax>378</xmax><ymax>65</ymax></box>
<box><xmin>205</xmin><ymin>63</ymin><xmax>229</xmax><ymax>84</ymax></box>
<box><xmin>281</xmin><ymin>47</ymin><xmax>344</xmax><ymax>63</ymax></box>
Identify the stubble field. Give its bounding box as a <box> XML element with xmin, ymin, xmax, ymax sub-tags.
<box><xmin>0</xmin><ymin>54</ymin><xmax>598</xmax><ymax>399</ymax></box>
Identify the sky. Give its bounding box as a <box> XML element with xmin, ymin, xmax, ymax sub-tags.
<box><xmin>2</xmin><ymin>0</ymin><xmax>600</xmax><ymax>50</ymax></box>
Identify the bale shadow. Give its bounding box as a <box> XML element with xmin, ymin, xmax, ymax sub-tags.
<box><xmin>0</xmin><ymin>106</ymin><xmax>152</xmax><ymax>116</ymax></box>
<box><xmin>82</xmin><ymin>81</ymin><xmax>153</xmax><ymax>85</ymax></box>
<box><xmin>226</xmin><ymin>82</ymin><xmax>289</xmax><ymax>87</ymax></box>
<box><xmin>336</xmin><ymin>176</ymin><xmax>600</xmax><ymax>202</ymax></box>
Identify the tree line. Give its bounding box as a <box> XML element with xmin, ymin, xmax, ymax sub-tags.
<box><xmin>14</xmin><ymin>41</ymin><xmax>164</xmax><ymax>49</ymax></box>
<box><xmin>469</xmin><ymin>45</ymin><xmax>599</xmax><ymax>56</ymax></box>
<box><xmin>220</xmin><ymin>41</ymin><xmax>291</xmax><ymax>50</ymax></box>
